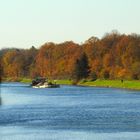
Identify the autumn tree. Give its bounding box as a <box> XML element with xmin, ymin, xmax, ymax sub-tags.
<box><xmin>0</xmin><ymin>32</ymin><xmax>140</xmax><ymax>81</ymax></box>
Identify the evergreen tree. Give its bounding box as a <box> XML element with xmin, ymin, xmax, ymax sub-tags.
<box><xmin>73</xmin><ymin>53</ymin><xmax>89</xmax><ymax>81</ymax></box>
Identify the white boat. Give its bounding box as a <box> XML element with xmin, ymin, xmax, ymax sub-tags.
<box><xmin>31</xmin><ymin>78</ymin><xmax>60</xmax><ymax>88</ymax></box>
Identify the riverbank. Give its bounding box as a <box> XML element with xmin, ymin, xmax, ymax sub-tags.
<box><xmin>79</xmin><ymin>80</ymin><xmax>140</xmax><ymax>90</ymax></box>
<box><xmin>56</xmin><ymin>79</ymin><xmax>140</xmax><ymax>90</ymax></box>
<box><xmin>1</xmin><ymin>78</ymin><xmax>140</xmax><ymax>90</ymax></box>
<box><xmin>1</xmin><ymin>77</ymin><xmax>32</xmax><ymax>83</ymax></box>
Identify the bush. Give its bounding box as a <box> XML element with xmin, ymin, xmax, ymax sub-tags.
<box><xmin>90</xmin><ymin>72</ymin><xmax>97</xmax><ymax>81</ymax></box>
<box><xmin>100</xmin><ymin>70</ymin><xmax>110</xmax><ymax>79</ymax></box>
<box><xmin>131</xmin><ymin>74</ymin><xmax>139</xmax><ymax>80</ymax></box>
<box><xmin>81</xmin><ymin>79</ymin><xmax>87</xmax><ymax>83</ymax></box>
<box><xmin>72</xmin><ymin>80</ymin><xmax>78</xmax><ymax>85</ymax></box>
<box><xmin>104</xmin><ymin>71</ymin><xmax>110</xmax><ymax>79</ymax></box>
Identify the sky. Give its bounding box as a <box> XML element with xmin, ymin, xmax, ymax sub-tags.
<box><xmin>0</xmin><ymin>0</ymin><xmax>140</xmax><ymax>49</ymax></box>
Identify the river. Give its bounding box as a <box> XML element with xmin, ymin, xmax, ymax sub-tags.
<box><xmin>0</xmin><ymin>82</ymin><xmax>140</xmax><ymax>140</ymax></box>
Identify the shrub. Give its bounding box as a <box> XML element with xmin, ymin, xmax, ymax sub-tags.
<box><xmin>90</xmin><ymin>72</ymin><xmax>97</xmax><ymax>81</ymax></box>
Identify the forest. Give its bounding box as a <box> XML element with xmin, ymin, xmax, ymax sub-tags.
<box><xmin>0</xmin><ymin>31</ymin><xmax>140</xmax><ymax>81</ymax></box>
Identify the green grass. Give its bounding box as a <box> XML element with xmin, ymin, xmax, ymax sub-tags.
<box><xmin>2</xmin><ymin>77</ymin><xmax>32</xmax><ymax>83</ymax></box>
<box><xmin>20</xmin><ymin>78</ymin><xmax>32</xmax><ymax>83</ymax></box>
<box><xmin>36</xmin><ymin>79</ymin><xmax>140</xmax><ymax>90</ymax></box>
<box><xmin>55</xmin><ymin>79</ymin><xmax>72</xmax><ymax>85</ymax></box>
<box><xmin>79</xmin><ymin>79</ymin><xmax>140</xmax><ymax>90</ymax></box>
<box><xmin>20</xmin><ymin>78</ymin><xmax>72</xmax><ymax>85</ymax></box>
<box><xmin>2</xmin><ymin>77</ymin><xmax>140</xmax><ymax>90</ymax></box>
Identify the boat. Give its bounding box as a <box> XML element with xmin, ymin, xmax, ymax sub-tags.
<box><xmin>31</xmin><ymin>77</ymin><xmax>60</xmax><ymax>88</ymax></box>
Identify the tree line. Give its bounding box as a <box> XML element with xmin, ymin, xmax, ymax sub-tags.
<box><xmin>0</xmin><ymin>31</ymin><xmax>140</xmax><ymax>81</ymax></box>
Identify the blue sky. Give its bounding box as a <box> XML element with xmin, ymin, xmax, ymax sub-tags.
<box><xmin>0</xmin><ymin>0</ymin><xmax>140</xmax><ymax>49</ymax></box>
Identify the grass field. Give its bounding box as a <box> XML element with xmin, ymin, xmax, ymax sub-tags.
<box><xmin>55</xmin><ymin>79</ymin><xmax>140</xmax><ymax>90</ymax></box>
<box><xmin>55</xmin><ymin>79</ymin><xmax>72</xmax><ymax>85</ymax></box>
<box><xmin>79</xmin><ymin>80</ymin><xmax>140</xmax><ymax>90</ymax></box>
<box><xmin>20</xmin><ymin>78</ymin><xmax>32</xmax><ymax>83</ymax></box>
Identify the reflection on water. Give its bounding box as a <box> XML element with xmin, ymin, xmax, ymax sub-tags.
<box><xmin>0</xmin><ymin>82</ymin><xmax>140</xmax><ymax>140</ymax></box>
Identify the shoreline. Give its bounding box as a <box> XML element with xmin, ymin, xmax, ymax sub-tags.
<box><xmin>1</xmin><ymin>78</ymin><xmax>140</xmax><ymax>91</ymax></box>
<box><xmin>78</xmin><ymin>80</ymin><xmax>140</xmax><ymax>91</ymax></box>
<box><xmin>78</xmin><ymin>84</ymin><xmax>140</xmax><ymax>91</ymax></box>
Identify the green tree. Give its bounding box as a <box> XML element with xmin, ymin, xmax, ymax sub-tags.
<box><xmin>73</xmin><ymin>53</ymin><xmax>89</xmax><ymax>82</ymax></box>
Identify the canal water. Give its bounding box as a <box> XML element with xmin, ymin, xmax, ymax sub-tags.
<box><xmin>0</xmin><ymin>82</ymin><xmax>140</xmax><ymax>140</ymax></box>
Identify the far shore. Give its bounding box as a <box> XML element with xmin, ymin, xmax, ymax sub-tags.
<box><xmin>1</xmin><ymin>78</ymin><xmax>140</xmax><ymax>91</ymax></box>
<box><xmin>56</xmin><ymin>79</ymin><xmax>140</xmax><ymax>91</ymax></box>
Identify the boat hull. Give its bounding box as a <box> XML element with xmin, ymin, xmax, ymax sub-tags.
<box><xmin>32</xmin><ymin>84</ymin><xmax>60</xmax><ymax>88</ymax></box>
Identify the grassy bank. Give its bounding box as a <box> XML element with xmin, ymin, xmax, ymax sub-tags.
<box><xmin>2</xmin><ymin>77</ymin><xmax>32</xmax><ymax>83</ymax></box>
<box><xmin>21</xmin><ymin>79</ymin><xmax>72</xmax><ymax>85</ymax></box>
<box><xmin>2</xmin><ymin>77</ymin><xmax>140</xmax><ymax>90</ymax></box>
<box><xmin>56</xmin><ymin>79</ymin><xmax>140</xmax><ymax>90</ymax></box>
<box><xmin>2</xmin><ymin>78</ymin><xmax>72</xmax><ymax>85</ymax></box>
<box><xmin>19</xmin><ymin>78</ymin><xmax>32</xmax><ymax>83</ymax></box>
<box><xmin>55</xmin><ymin>79</ymin><xmax>72</xmax><ymax>85</ymax></box>
<box><xmin>79</xmin><ymin>80</ymin><xmax>140</xmax><ymax>90</ymax></box>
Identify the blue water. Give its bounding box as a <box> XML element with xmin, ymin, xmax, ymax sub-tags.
<box><xmin>0</xmin><ymin>82</ymin><xmax>140</xmax><ymax>140</ymax></box>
